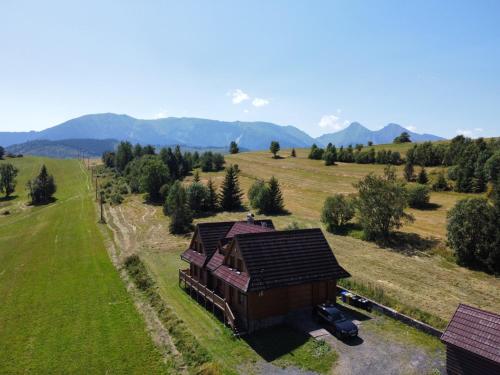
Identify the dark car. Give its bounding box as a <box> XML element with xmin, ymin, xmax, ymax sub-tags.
<box><xmin>313</xmin><ymin>303</ymin><xmax>358</xmax><ymax>339</ymax></box>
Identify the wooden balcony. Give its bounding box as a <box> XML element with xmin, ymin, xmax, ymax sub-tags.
<box><xmin>179</xmin><ymin>269</ymin><xmax>237</xmax><ymax>332</ymax></box>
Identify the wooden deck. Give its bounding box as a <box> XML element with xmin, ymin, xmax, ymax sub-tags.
<box><xmin>179</xmin><ymin>269</ymin><xmax>237</xmax><ymax>332</ymax></box>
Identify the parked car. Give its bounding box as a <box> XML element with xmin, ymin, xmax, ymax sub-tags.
<box><xmin>313</xmin><ymin>303</ymin><xmax>358</xmax><ymax>339</ymax></box>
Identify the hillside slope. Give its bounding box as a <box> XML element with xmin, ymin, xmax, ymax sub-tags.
<box><xmin>0</xmin><ymin>157</ymin><xmax>169</xmax><ymax>373</ymax></box>
<box><xmin>0</xmin><ymin>113</ymin><xmax>316</xmax><ymax>150</ymax></box>
<box><xmin>6</xmin><ymin>138</ymin><xmax>119</xmax><ymax>158</ymax></box>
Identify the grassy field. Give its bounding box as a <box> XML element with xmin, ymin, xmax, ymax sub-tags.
<box><xmin>104</xmin><ymin>196</ymin><xmax>445</xmax><ymax>374</ymax></box>
<box><xmin>0</xmin><ymin>157</ymin><xmax>170</xmax><ymax>374</ymax></box>
<box><xmin>190</xmin><ymin>148</ymin><xmax>500</xmax><ymax>321</ymax></box>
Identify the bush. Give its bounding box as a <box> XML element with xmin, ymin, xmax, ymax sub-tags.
<box><xmin>354</xmin><ymin>172</ymin><xmax>413</xmax><ymax>240</ymax></box>
<box><xmin>321</xmin><ymin>194</ymin><xmax>354</xmax><ymax>233</ymax></box>
<box><xmin>406</xmin><ymin>184</ymin><xmax>430</xmax><ymax>208</ymax></box>
<box><xmin>432</xmin><ymin>171</ymin><xmax>449</xmax><ymax>191</ymax></box>
<box><xmin>447</xmin><ymin>198</ymin><xmax>499</xmax><ymax>274</ymax></box>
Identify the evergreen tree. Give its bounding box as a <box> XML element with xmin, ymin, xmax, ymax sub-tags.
<box><xmin>187</xmin><ymin>182</ymin><xmax>209</xmax><ymax>214</ymax></box>
<box><xmin>229</xmin><ymin>141</ymin><xmax>239</xmax><ymax>154</ymax></box>
<box><xmin>324</xmin><ymin>151</ymin><xmax>336</xmax><ymax>166</ymax></box>
<box><xmin>270</xmin><ymin>141</ymin><xmax>280</xmax><ymax>158</ymax></box>
<box><xmin>206</xmin><ymin>178</ymin><xmax>218</xmax><ymax>211</ymax></box>
<box><xmin>0</xmin><ymin>146</ymin><xmax>4</xmax><ymax>159</ymax></box>
<box><xmin>27</xmin><ymin>165</ymin><xmax>57</xmax><ymax>205</ymax></box>
<box><xmin>403</xmin><ymin>160</ymin><xmax>415</xmax><ymax>182</ymax></box>
<box><xmin>219</xmin><ymin>165</ymin><xmax>243</xmax><ymax>211</ymax></box>
<box><xmin>142</xmin><ymin>145</ymin><xmax>156</xmax><ymax>155</ymax></box>
<box><xmin>432</xmin><ymin>171</ymin><xmax>449</xmax><ymax>191</ymax></box>
<box><xmin>193</xmin><ymin>170</ymin><xmax>200</xmax><ymax>183</ymax></box>
<box><xmin>308</xmin><ymin>144</ymin><xmax>324</xmax><ymax>160</ymax></box>
<box><xmin>393</xmin><ymin>132</ymin><xmax>412</xmax><ymax>143</ymax></box>
<box><xmin>133</xmin><ymin>143</ymin><xmax>143</xmax><ymax>159</ymax></box>
<box><xmin>0</xmin><ymin>163</ymin><xmax>18</xmax><ymax>197</ymax></box>
<box><xmin>163</xmin><ymin>181</ymin><xmax>192</xmax><ymax>234</ymax></box>
<box><xmin>267</xmin><ymin>176</ymin><xmax>284</xmax><ymax>213</ymax></box>
<box><xmin>102</xmin><ymin>151</ymin><xmax>116</xmax><ymax>168</ymax></box>
<box><xmin>417</xmin><ymin>168</ymin><xmax>428</xmax><ymax>184</ymax></box>
<box><xmin>291</xmin><ymin>148</ymin><xmax>296</xmax><ymax>157</ymax></box>
<box><xmin>115</xmin><ymin>141</ymin><xmax>134</xmax><ymax>172</ymax></box>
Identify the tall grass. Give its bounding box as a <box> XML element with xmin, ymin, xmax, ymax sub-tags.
<box><xmin>338</xmin><ymin>278</ymin><xmax>448</xmax><ymax>330</ymax></box>
<box><xmin>124</xmin><ymin>255</ymin><xmax>218</xmax><ymax>373</ymax></box>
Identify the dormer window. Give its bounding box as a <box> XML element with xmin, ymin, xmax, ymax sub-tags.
<box><xmin>236</xmin><ymin>259</ymin><xmax>243</xmax><ymax>272</ymax></box>
<box><xmin>229</xmin><ymin>256</ymin><xmax>235</xmax><ymax>268</ymax></box>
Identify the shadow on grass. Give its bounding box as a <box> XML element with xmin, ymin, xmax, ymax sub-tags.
<box><xmin>244</xmin><ymin>325</ymin><xmax>309</xmax><ymax>362</ymax></box>
<box><xmin>411</xmin><ymin>202</ymin><xmax>442</xmax><ymax>211</ymax></box>
<box><xmin>0</xmin><ymin>195</ymin><xmax>18</xmax><ymax>202</ymax></box>
<box><xmin>29</xmin><ymin>197</ymin><xmax>58</xmax><ymax>206</ymax></box>
<box><xmin>377</xmin><ymin>232</ymin><xmax>441</xmax><ymax>256</ymax></box>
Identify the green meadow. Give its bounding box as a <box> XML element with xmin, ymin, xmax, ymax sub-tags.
<box><xmin>0</xmin><ymin>157</ymin><xmax>169</xmax><ymax>374</ymax></box>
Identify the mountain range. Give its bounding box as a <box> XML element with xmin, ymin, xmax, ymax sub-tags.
<box><xmin>0</xmin><ymin>113</ymin><xmax>445</xmax><ymax>154</ymax></box>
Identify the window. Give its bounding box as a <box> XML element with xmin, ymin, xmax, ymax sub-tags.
<box><xmin>236</xmin><ymin>259</ymin><xmax>243</xmax><ymax>272</ymax></box>
<box><xmin>229</xmin><ymin>256</ymin><xmax>235</xmax><ymax>268</ymax></box>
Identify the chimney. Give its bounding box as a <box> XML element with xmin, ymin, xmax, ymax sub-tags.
<box><xmin>246</xmin><ymin>212</ymin><xmax>255</xmax><ymax>224</ymax></box>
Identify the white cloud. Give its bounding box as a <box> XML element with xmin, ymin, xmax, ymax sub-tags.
<box><xmin>252</xmin><ymin>97</ymin><xmax>270</xmax><ymax>107</ymax></box>
<box><xmin>406</xmin><ymin>125</ymin><xmax>417</xmax><ymax>132</ymax></box>
<box><xmin>318</xmin><ymin>114</ymin><xmax>349</xmax><ymax>131</ymax></box>
<box><xmin>243</xmin><ymin>109</ymin><xmax>249</xmax><ymax>113</ymax></box>
<box><xmin>457</xmin><ymin>127</ymin><xmax>484</xmax><ymax>137</ymax></box>
<box><xmin>154</xmin><ymin>110</ymin><xmax>168</xmax><ymax>119</ymax></box>
<box><xmin>229</xmin><ymin>89</ymin><xmax>250</xmax><ymax>104</ymax></box>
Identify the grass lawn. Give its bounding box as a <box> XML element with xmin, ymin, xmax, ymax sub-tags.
<box><xmin>0</xmin><ymin>157</ymin><xmax>170</xmax><ymax>374</ymax></box>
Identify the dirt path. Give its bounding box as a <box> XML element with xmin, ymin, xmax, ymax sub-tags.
<box><xmin>99</xmin><ymin>200</ymin><xmax>187</xmax><ymax>373</ymax></box>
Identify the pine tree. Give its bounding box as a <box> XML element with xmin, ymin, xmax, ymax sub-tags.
<box><xmin>163</xmin><ymin>181</ymin><xmax>192</xmax><ymax>234</ymax></box>
<box><xmin>206</xmin><ymin>178</ymin><xmax>218</xmax><ymax>211</ymax></box>
<box><xmin>0</xmin><ymin>163</ymin><xmax>18</xmax><ymax>197</ymax></box>
<box><xmin>404</xmin><ymin>160</ymin><xmax>415</xmax><ymax>182</ymax></box>
<box><xmin>270</xmin><ymin>141</ymin><xmax>280</xmax><ymax>159</ymax></box>
<box><xmin>417</xmin><ymin>167</ymin><xmax>428</xmax><ymax>184</ymax></box>
<box><xmin>27</xmin><ymin>165</ymin><xmax>57</xmax><ymax>205</ymax></box>
<box><xmin>193</xmin><ymin>170</ymin><xmax>200</xmax><ymax>183</ymax></box>
<box><xmin>267</xmin><ymin>176</ymin><xmax>284</xmax><ymax>213</ymax></box>
<box><xmin>229</xmin><ymin>141</ymin><xmax>239</xmax><ymax>154</ymax></box>
<box><xmin>291</xmin><ymin>148</ymin><xmax>296</xmax><ymax>157</ymax></box>
<box><xmin>219</xmin><ymin>165</ymin><xmax>243</xmax><ymax>211</ymax></box>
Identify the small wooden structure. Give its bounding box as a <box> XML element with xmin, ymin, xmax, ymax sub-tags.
<box><xmin>441</xmin><ymin>304</ymin><xmax>500</xmax><ymax>375</ymax></box>
<box><xmin>179</xmin><ymin>218</ymin><xmax>350</xmax><ymax>333</ymax></box>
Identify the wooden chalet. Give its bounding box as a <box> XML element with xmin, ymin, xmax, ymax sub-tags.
<box><xmin>441</xmin><ymin>304</ymin><xmax>500</xmax><ymax>375</ymax></box>
<box><xmin>179</xmin><ymin>217</ymin><xmax>350</xmax><ymax>333</ymax></box>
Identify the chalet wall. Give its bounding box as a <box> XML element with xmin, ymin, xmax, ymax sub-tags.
<box><xmin>247</xmin><ymin>280</ymin><xmax>337</xmax><ymax>321</ymax></box>
<box><xmin>446</xmin><ymin>345</ymin><xmax>500</xmax><ymax>375</ymax></box>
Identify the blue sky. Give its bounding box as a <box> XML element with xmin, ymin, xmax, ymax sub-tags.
<box><xmin>1</xmin><ymin>1</ymin><xmax>499</xmax><ymax>138</ymax></box>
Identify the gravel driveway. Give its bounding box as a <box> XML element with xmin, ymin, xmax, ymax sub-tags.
<box><xmin>290</xmin><ymin>305</ymin><xmax>445</xmax><ymax>375</ymax></box>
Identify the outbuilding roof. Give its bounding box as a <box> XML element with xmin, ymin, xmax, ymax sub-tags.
<box><xmin>441</xmin><ymin>304</ymin><xmax>500</xmax><ymax>364</ymax></box>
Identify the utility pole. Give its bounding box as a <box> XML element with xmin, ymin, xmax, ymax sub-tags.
<box><xmin>99</xmin><ymin>191</ymin><xmax>105</xmax><ymax>223</ymax></box>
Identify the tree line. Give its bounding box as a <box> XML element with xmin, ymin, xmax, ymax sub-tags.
<box><xmin>308</xmin><ymin>143</ymin><xmax>403</xmax><ymax>166</ymax></box>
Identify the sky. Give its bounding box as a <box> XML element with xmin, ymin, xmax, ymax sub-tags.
<box><xmin>1</xmin><ymin>1</ymin><xmax>499</xmax><ymax>138</ymax></box>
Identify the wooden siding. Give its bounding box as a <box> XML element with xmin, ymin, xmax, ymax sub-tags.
<box><xmin>446</xmin><ymin>345</ymin><xmax>500</xmax><ymax>375</ymax></box>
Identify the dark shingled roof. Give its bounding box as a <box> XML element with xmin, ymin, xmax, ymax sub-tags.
<box><xmin>235</xmin><ymin>228</ymin><xmax>350</xmax><ymax>292</ymax></box>
<box><xmin>225</xmin><ymin>222</ymin><xmax>275</xmax><ymax>238</ymax></box>
<box><xmin>180</xmin><ymin>249</ymin><xmax>206</xmax><ymax>268</ymax></box>
<box><xmin>441</xmin><ymin>304</ymin><xmax>500</xmax><ymax>364</ymax></box>
<box><xmin>197</xmin><ymin>222</ymin><xmax>235</xmax><ymax>259</ymax></box>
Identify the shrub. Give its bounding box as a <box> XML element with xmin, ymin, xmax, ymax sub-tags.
<box><xmin>321</xmin><ymin>194</ymin><xmax>354</xmax><ymax>233</ymax></box>
<box><xmin>406</xmin><ymin>184</ymin><xmax>430</xmax><ymax>208</ymax></box>
<box><xmin>354</xmin><ymin>173</ymin><xmax>413</xmax><ymax>240</ymax></box>
<box><xmin>432</xmin><ymin>171</ymin><xmax>449</xmax><ymax>191</ymax></box>
<box><xmin>447</xmin><ymin>198</ymin><xmax>499</xmax><ymax>274</ymax></box>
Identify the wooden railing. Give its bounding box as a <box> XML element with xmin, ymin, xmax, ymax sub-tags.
<box><xmin>179</xmin><ymin>269</ymin><xmax>236</xmax><ymax>331</ymax></box>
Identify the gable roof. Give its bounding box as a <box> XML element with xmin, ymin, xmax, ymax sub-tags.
<box><xmin>235</xmin><ymin>228</ymin><xmax>350</xmax><ymax>292</ymax></box>
<box><xmin>225</xmin><ymin>221</ymin><xmax>275</xmax><ymax>239</ymax></box>
<box><xmin>182</xmin><ymin>220</ymin><xmax>276</xmax><ymax>267</ymax></box>
<box><xmin>441</xmin><ymin>304</ymin><xmax>500</xmax><ymax>364</ymax></box>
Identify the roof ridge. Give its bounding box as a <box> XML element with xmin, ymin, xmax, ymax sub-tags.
<box><xmin>234</xmin><ymin>227</ymin><xmax>322</xmax><ymax>239</ymax></box>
